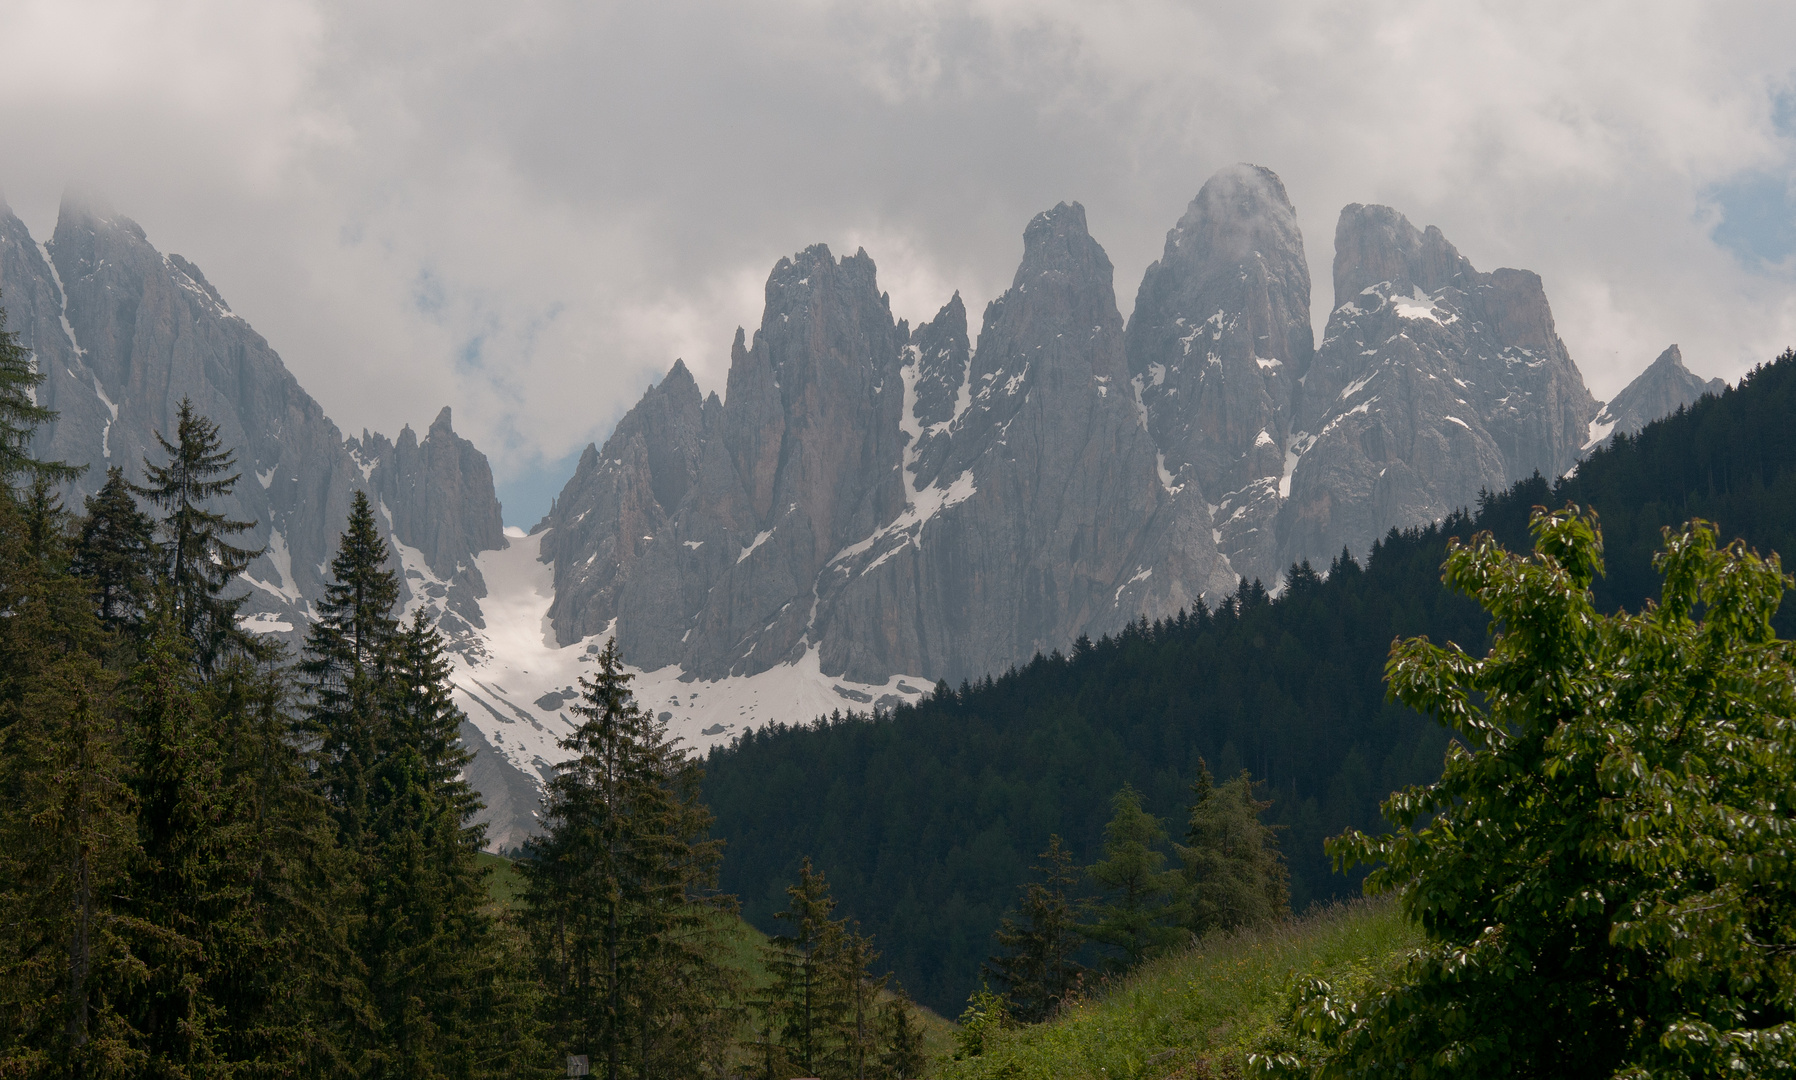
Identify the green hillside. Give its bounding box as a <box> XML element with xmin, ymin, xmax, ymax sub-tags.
<box><xmin>938</xmin><ymin>901</ymin><xmax>1417</xmax><ymax>1080</ymax></box>
<box><xmin>703</xmin><ymin>350</ymin><xmax>1796</xmax><ymax>1014</ymax></box>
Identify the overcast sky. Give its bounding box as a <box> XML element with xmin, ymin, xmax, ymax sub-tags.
<box><xmin>4</xmin><ymin>0</ymin><xmax>1793</xmax><ymax>524</ymax></box>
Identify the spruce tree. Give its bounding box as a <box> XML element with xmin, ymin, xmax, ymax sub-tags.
<box><xmin>0</xmin><ymin>345</ymin><xmax>138</xmax><ymax>1075</ymax></box>
<box><xmin>1079</xmin><ymin>785</ymin><xmax>1180</xmax><ymax>971</ymax></box>
<box><xmin>0</xmin><ymin>294</ymin><xmax>78</xmax><ymax>487</ymax></box>
<box><xmin>876</xmin><ymin>992</ymin><xmax>927</xmax><ymax>1080</ymax></box>
<box><xmin>1173</xmin><ymin>761</ymin><xmax>1289</xmax><ymax>937</ymax></box>
<box><xmin>822</xmin><ymin>923</ymin><xmax>887</xmax><ymax>1080</ymax></box>
<box><xmin>757</xmin><ymin>859</ymin><xmax>847</xmax><ymax>1078</ymax></box>
<box><xmin>984</xmin><ymin>835</ymin><xmax>1086</xmax><ymax>1022</ymax></box>
<box><xmin>120</xmin><ymin>619</ymin><xmax>233</xmax><ymax>1073</ymax></box>
<box><xmin>131</xmin><ymin>398</ymin><xmax>263</xmax><ymax>673</ymax></box>
<box><xmin>522</xmin><ymin>637</ymin><xmax>731</xmax><ymax>1080</ymax></box>
<box><xmin>754</xmin><ymin>859</ymin><xmax>902</xmax><ymax>1079</ymax></box>
<box><xmin>72</xmin><ymin>466</ymin><xmax>158</xmax><ymax>639</ymax></box>
<box><xmin>359</xmin><ymin>610</ymin><xmax>516</xmax><ymax>1078</ymax></box>
<box><xmin>301</xmin><ymin>489</ymin><xmax>401</xmax><ymax>849</ymax></box>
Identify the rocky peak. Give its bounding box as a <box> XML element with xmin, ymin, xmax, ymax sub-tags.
<box><xmin>1331</xmin><ymin>203</ymin><xmax>1476</xmax><ymax>303</ymax></box>
<box><xmin>978</xmin><ymin>202</ymin><xmax>1126</xmax><ymax>385</ymax></box>
<box><xmin>1280</xmin><ymin>204</ymin><xmax>1598</xmax><ymax>568</ymax></box>
<box><xmin>1587</xmin><ymin>344</ymin><xmax>1726</xmax><ymax>448</ymax></box>
<box><xmin>1125</xmin><ymin>163</ymin><xmax>1314</xmax><ymax>583</ymax></box>
<box><xmin>359</xmin><ymin>406</ymin><xmax>505</xmax><ymax>579</ymax></box>
<box><xmin>904</xmin><ymin>294</ymin><xmax>971</xmax><ymax>491</ymax></box>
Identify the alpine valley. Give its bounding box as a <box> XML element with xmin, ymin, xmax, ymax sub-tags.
<box><xmin>0</xmin><ymin>165</ymin><xmax>1726</xmax><ymax>849</ymax></box>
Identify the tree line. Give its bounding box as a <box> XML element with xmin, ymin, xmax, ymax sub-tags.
<box><xmin>0</xmin><ymin>303</ymin><xmax>924</xmax><ymax>1078</ymax></box>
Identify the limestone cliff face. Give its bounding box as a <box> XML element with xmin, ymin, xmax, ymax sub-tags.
<box><xmin>1587</xmin><ymin>344</ymin><xmax>1725</xmax><ymax>448</ymax></box>
<box><xmin>1276</xmin><ymin>204</ymin><xmax>1599</xmax><ymax>568</ymax></box>
<box><xmin>541</xmin><ymin>204</ymin><xmax>1236</xmax><ymax>684</ymax></box>
<box><xmin>0</xmin><ymin>192</ymin><xmax>522</xmax><ymax>841</ymax></box>
<box><xmin>1125</xmin><ymin>164</ymin><xmax>1314</xmax><ymax>584</ymax></box>
<box><xmin>515</xmin><ymin>167</ymin><xmax>1717</xmax><ymax>688</ymax></box>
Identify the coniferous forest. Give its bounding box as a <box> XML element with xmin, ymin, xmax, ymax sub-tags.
<box><xmin>702</xmin><ymin>349</ymin><xmax>1796</xmax><ymax>1015</ymax></box>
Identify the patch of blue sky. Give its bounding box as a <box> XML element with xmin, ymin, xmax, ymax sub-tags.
<box><xmin>1705</xmin><ymin>87</ymin><xmax>1796</xmax><ymax>270</ymax></box>
<box><xmin>495</xmin><ymin>445</ymin><xmax>584</xmax><ymax>529</ymax></box>
<box><xmin>1708</xmin><ymin>170</ymin><xmax>1796</xmax><ymax>266</ymax></box>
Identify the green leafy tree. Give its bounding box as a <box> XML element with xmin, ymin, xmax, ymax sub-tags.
<box><xmin>131</xmin><ymin>398</ymin><xmax>263</xmax><ymax>673</ymax></box>
<box><xmin>1079</xmin><ymin>785</ymin><xmax>1180</xmax><ymax>970</ymax></box>
<box><xmin>71</xmin><ymin>466</ymin><xmax>158</xmax><ymax>638</ymax></box>
<box><xmin>1267</xmin><ymin>509</ymin><xmax>1796</xmax><ymax>1079</ymax></box>
<box><xmin>1174</xmin><ymin>761</ymin><xmax>1289</xmax><ymax>938</ymax></box>
<box><xmin>523</xmin><ymin>638</ymin><xmax>732</xmax><ymax>1080</ymax></box>
<box><xmin>984</xmin><ymin>835</ymin><xmax>1086</xmax><ymax>1022</ymax></box>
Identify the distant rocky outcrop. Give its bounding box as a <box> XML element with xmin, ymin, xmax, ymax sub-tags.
<box><xmin>539</xmin><ymin>168</ymin><xmax>1641</xmax><ymax>686</ymax></box>
<box><xmin>0</xmin><ymin>192</ymin><xmax>523</xmax><ymax>837</ymax></box>
<box><xmin>354</xmin><ymin>406</ymin><xmax>507</xmax><ymax>635</ymax></box>
<box><xmin>1275</xmin><ymin>204</ymin><xmax>1599</xmax><ymax>569</ymax></box>
<box><xmin>1586</xmin><ymin>345</ymin><xmax>1725</xmax><ymax>449</ymax></box>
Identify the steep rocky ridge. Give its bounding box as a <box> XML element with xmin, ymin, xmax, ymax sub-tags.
<box><xmin>352</xmin><ymin>406</ymin><xmax>506</xmax><ymax>640</ymax></box>
<box><xmin>543</xmin><ymin>204</ymin><xmax>1238</xmax><ymax>685</ymax></box>
<box><xmin>1275</xmin><ymin>203</ymin><xmax>1599</xmax><ymax>569</ymax></box>
<box><xmin>1585</xmin><ymin>344</ymin><xmax>1725</xmax><ymax>448</ymax></box>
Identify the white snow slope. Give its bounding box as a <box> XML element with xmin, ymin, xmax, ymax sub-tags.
<box><xmin>404</xmin><ymin>526</ymin><xmax>930</xmax><ymax>847</ymax></box>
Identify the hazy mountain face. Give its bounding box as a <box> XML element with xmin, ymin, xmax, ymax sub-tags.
<box><xmin>0</xmin><ymin>193</ymin><xmax>520</xmax><ymax>833</ymax></box>
<box><xmin>0</xmin><ymin>168</ymin><xmax>1707</xmax><ymax>848</ymax></box>
<box><xmin>1275</xmin><ymin>204</ymin><xmax>1600</xmax><ymax>569</ymax></box>
<box><xmin>542</xmin><ymin>166</ymin><xmax>1616</xmax><ymax>687</ymax></box>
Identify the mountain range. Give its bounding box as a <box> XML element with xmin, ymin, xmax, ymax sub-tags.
<box><xmin>0</xmin><ymin>166</ymin><xmax>1726</xmax><ymax>845</ymax></box>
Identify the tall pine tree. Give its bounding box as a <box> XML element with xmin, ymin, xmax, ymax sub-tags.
<box><xmin>0</xmin><ymin>295</ymin><xmax>78</xmax><ymax>488</ymax></box>
<box><xmin>984</xmin><ymin>835</ymin><xmax>1086</xmax><ymax>1022</ymax></box>
<box><xmin>1079</xmin><ymin>785</ymin><xmax>1180</xmax><ymax>971</ymax></box>
<box><xmin>0</xmin><ymin>347</ymin><xmax>142</xmax><ymax>1076</ymax></box>
<box><xmin>71</xmin><ymin>466</ymin><xmax>157</xmax><ymax>639</ymax></box>
<box><xmin>304</xmin><ymin>493</ymin><xmax>535</xmax><ymax>1076</ymax></box>
<box><xmin>1173</xmin><ymin>761</ymin><xmax>1289</xmax><ymax>937</ymax></box>
<box><xmin>522</xmin><ymin>638</ymin><xmax>732</xmax><ymax>1080</ymax></box>
<box><xmin>301</xmin><ymin>490</ymin><xmax>400</xmax><ymax>851</ymax></box>
<box><xmin>131</xmin><ymin>399</ymin><xmax>263</xmax><ymax>674</ymax></box>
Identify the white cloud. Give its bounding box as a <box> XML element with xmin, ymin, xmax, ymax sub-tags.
<box><xmin>2</xmin><ymin>0</ymin><xmax>1793</xmax><ymax>518</ymax></box>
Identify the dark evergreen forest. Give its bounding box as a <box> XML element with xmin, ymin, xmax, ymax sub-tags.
<box><xmin>703</xmin><ymin>349</ymin><xmax>1796</xmax><ymax>1015</ymax></box>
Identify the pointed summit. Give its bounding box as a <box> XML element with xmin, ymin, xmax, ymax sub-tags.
<box><xmin>1281</xmin><ymin>205</ymin><xmax>1597</xmax><ymax>568</ymax></box>
<box><xmin>1125</xmin><ymin>163</ymin><xmax>1314</xmax><ymax>582</ymax></box>
<box><xmin>1587</xmin><ymin>345</ymin><xmax>1726</xmax><ymax>448</ymax></box>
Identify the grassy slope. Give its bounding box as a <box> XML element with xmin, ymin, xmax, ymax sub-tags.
<box><xmin>935</xmin><ymin>900</ymin><xmax>1417</xmax><ymax>1080</ymax></box>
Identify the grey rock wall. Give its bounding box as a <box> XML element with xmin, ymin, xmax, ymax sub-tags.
<box><xmin>1125</xmin><ymin>164</ymin><xmax>1313</xmax><ymax>584</ymax></box>
<box><xmin>1276</xmin><ymin>204</ymin><xmax>1599</xmax><ymax>567</ymax></box>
